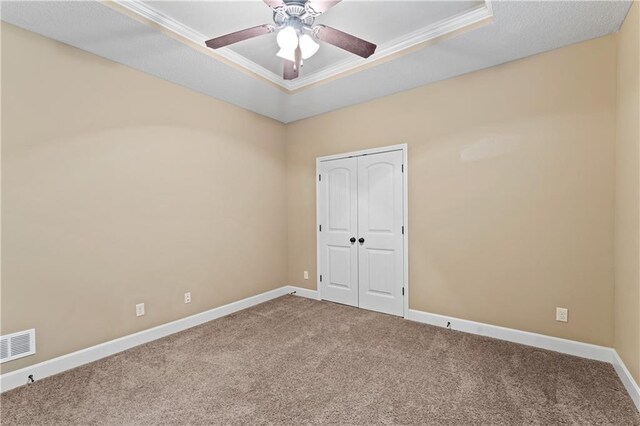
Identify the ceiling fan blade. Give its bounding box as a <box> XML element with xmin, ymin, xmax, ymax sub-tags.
<box><xmin>283</xmin><ymin>60</ymin><xmax>299</xmax><ymax>80</ymax></box>
<box><xmin>314</xmin><ymin>25</ymin><xmax>376</xmax><ymax>58</ymax></box>
<box><xmin>307</xmin><ymin>0</ymin><xmax>342</xmax><ymax>14</ymax></box>
<box><xmin>263</xmin><ymin>0</ymin><xmax>285</xmax><ymax>8</ymax></box>
<box><xmin>205</xmin><ymin>25</ymin><xmax>273</xmax><ymax>49</ymax></box>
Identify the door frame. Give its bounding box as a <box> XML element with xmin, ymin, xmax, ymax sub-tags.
<box><xmin>316</xmin><ymin>144</ymin><xmax>409</xmax><ymax>318</ymax></box>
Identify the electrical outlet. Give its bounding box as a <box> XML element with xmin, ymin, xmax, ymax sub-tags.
<box><xmin>184</xmin><ymin>292</ymin><xmax>191</xmax><ymax>304</ymax></box>
<box><xmin>136</xmin><ymin>303</ymin><xmax>145</xmax><ymax>317</ymax></box>
<box><xmin>303</xmin><ymin>271</ymin><xmax>309</xmax><ymax>280</ymax></box>
<box><xmin>556</xmin><ymin>307</ymin><xmax>568</xmax><ymax>322</ymax></box>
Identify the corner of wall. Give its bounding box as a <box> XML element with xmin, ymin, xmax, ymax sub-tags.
<box><xmin>614</xmin><ymin>0</ymin><xmax>640</xmax><ymax>387</ymax></box>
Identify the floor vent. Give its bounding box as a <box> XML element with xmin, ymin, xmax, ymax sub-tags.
<box><xmin>0</xmin><ymin>329</ymin><xmax>36</xmax><ymax>363</ymax></box>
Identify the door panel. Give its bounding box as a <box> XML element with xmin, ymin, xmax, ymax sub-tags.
<box><xmin>366</xmin><ymin>249</ymin><xmax>395</xmax><ymax>295</ymax></box>
<box><xmin>318</xmin><ymin>157</ymin><xmax>358</xmax><ymax>307</ymax></box>
<box><xmin>327</xmin><ymin>246</ymin><xmax>352</xmax><ymax>289</ymax></box>
<box><xmin>366</xmin><ymin>163</ymin><xmax>395</xmax><ymax>232</ymax></box>
<box><xmin>357</xmin><ymin>151</ymin><xmax>404</xmax><ymax>316</ymax></box>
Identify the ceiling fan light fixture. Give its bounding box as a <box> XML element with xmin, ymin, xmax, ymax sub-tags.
<box><xmin>276</xmin><ymin>47</ymin><xmax>296</xmax><ymax>62</ymax></box>
<box><xmin>276</xmin><ymin>26</ymin><xmax>298</xmax><ymax>50</ymax></box>
<box><xmin>204</xmin><ymin>0</ymin><xmax>377</xmax><ymax>81</ymax></box>
<box><xmin>299</xmin><ymin>34</ymin><xmax>319</xmax><ymax>59</ymax></box>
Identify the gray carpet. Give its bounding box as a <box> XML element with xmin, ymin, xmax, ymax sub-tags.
<box><xmin>1</xmin><ymin>295</ymin><xmax>638</xmax><ymax>425</ymax></box>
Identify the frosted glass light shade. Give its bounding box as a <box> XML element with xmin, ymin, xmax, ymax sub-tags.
<box><xmin>276</xmin><ymin>48</ymin><xmax>296</xmax><ymax>62</ymax></box>
<box><xmin>276</xmin><ymin>27</ymin><xmax>298</xmax><ymax>50</ymax></box>
<box><xmin>299</xmin><ymin>34</ymin><xmax>319</xmax><ymax>59</ymax></box>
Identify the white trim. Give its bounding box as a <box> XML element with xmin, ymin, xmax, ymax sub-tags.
<box><xmin>111</xmin><ymin>0</ymin><xmax>493</xmax><ymax>92</ymax></box>
<box><xmin>291</xmin><ymin>3</ymin><xmax>492</xmax><ymax>90</ymax></box>
<box><xmin>286</xmin><ymin>286</ymin><xmax>320</xmax><ymax>300</ymax></box>
<box><xmin>316</xmin><ymin>144</ymin><xmax>408</xmax><ymax>318</ymax></box>
<box><xmin>112</xmin><ymin>0</ymin><xmax>285</xmax><ymax>88</ymax></box>
<box><xmin>1</xmin><ymin>287</ymin><xmax>638</xmax><ymax>411</ymax></box>
<box><xmin>407</xmin><ymin>309</ymin><xmax>613</xmax><ymax>362</ymax></box>
<box><xmin>408</xmin><ymin>308</ymin><xmax>640</xmax><ymax>410</ymax></box>
<box><xmin>402</xmin><ymin>146</ymin><xmax>409</xmax><ymax>319</ymax></box>
<box><xmin>612</xmin><ymin>350</ymin><xmax>640</xmax><ymax>412</ymax></box>
<box><xmin>0</xmin><ymin>286</ymin><xmax>293</xmax><ymax>393</ymax></box>
<box><xmin>316</xmin><ymin>143</ymin><xmax>407</xmax><ymax>163</ymax></box>
<box><xmin>316</xmin><ymin>157</ymin><xmax>322</xmax><ymax>303</ymax></box>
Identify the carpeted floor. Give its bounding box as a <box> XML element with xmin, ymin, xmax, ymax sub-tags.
<box><xmin>1</xmin><ymin>295</ymin><xmax>638</xmax><ymax>425</ymax></box>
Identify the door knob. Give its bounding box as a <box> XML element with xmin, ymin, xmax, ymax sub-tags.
<box><xmin>358</xmin><ymin>237</ymin><xmax>365</xmax><ymax>244</ymax></box>
<box><xmin>350</xmin><ymin>237</ymin><xmax>356</xmax><ymax>244</ymax></box>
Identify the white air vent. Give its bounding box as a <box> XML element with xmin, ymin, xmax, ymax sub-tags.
<box><xmin>0</xmin><ymin>329</ymin><xmax>35</xmax><ymax>363</ymax></box>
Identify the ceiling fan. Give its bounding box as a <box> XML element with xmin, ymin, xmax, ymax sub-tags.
<box><xmin>204</xmin><ymin>0</ymin><xmax>377</xmax><ymax>81</ymax></box>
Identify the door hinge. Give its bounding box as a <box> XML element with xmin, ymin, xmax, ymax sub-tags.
<box><xmin>320</xmin><ymin>275</ymin><xmax>323</xmax><ymax>282</ymax></box>
<box><xmin>402</xmin><ymin>287</ymin><xmax>405</xmax><ymax>296</ymax></box>
<box><xmin>319</xmin><ymin>224</ymin><xmax>322</xmax><ymax>232</ymax></box>
<box><xmin>319</xmin><ymin>174</ymin><xmax>321</xmax><ymax>182</ymax></box>
<box><xmin>402</xmin><ymin>226</ymin><xmax>404</xmax><ymax>234</ymax></box>
<box><xmin>402</xmin><ymin>164</ymin><xmax>404</xmax><ymax>173</ymax></box>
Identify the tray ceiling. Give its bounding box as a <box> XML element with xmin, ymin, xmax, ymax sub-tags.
<box><xmin>126</xmin><ymin>0</ymin><xmax>488</xmax><ymax>90</ymax></box>
<box><xmin>1</xmin><ymin>1</ymin><xmax>633</xmax><ymax>123</ymax></box>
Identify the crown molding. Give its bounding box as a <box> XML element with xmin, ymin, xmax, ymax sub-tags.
<box><xmin>110</xmin><ymin>0</ymin><xmax>286</xmax><ymax>89</ymax></box>
<box><xmin>290</xmin><ymin>2</ymin><xmax>493</xmax><ymax>90</ymax></box>
<box><xmin>110</xmin><ymin>0</ymin><xmax>493</xmax><ymax>93</ymax></box>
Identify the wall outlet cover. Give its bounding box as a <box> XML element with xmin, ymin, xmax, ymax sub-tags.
<box><xmin>136</xmin><ymin>303</ymin><xmax>145</xmax><ymax>317</ymax></box>
<box><xmin>184</xmin><ymin>292</ymin><xmax>191</xmax><ymax>304</ymax></box>
<box><xmin>556</xmin><ymin>307</ymin><xmax>568</xmax><ymax>322</ymax></box>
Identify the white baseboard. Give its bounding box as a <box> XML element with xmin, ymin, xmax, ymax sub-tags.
<box><xmin>285</xmin><ymin>285</ymin><xmax>320</xmax><ymax>300</ymax></box>
<box><xmin>2</xmin><ymin>286</ymin><xmax>637</xmax><ymax>413</ymax></box>
<box><xmin>407</xmin><ymin>309</ymin><xmax>613</xmax><ymax>362</ymax></box>
<box><xmin>612</xmin><ymin>350</ymin><xmax>640</xmax><ymax>412</ymax></box>
<box><xmin>407</xmin><ymin>309</ymin><xmax>640</xmax><ymax>412</ymax></box>
<box><xmin>0</xmin><ymin>286</ymin><xmax>293</xmax><ymax>393</ymax></box>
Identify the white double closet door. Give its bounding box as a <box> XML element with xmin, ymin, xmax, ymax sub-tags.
<box><xmin>318</xmin><ymin>149</ymin><xmax>405</xmax><ymax>317</ymax></box>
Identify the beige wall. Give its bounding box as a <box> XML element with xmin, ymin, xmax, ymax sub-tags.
<box><xmin>1</xmin><ymin>15</ymin><xmax>635</xmax><ymax>377</ymax></box>
<box><xmin>287</xmin><ymin>35</ymin><xmax>618</xmax><ymax>347</ymax></box>
<box><xmin>0</xmin><ymin>23</ymin><xmax>288</xmax><ymax>373</ymax></box>
<box><xmin>615</xmin><ymin>1</ymin><xmax>640</xmax><ymax>385</ymax></box>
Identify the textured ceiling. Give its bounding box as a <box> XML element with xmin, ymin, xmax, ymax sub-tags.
<box><xmin>143</xmin><ymin>1</ymin><xmax>482</xmax><ymax>77</ymax></box>
<box><xmin>1</xmin><ymin>1</ymin><xmax>633</xmax><ymax>123</ymax></box>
